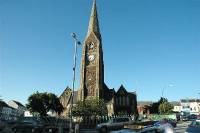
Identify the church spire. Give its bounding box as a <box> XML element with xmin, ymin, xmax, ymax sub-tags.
<box><xmin>87</xmin><ymin>0</ymin><xmax>101</xmax><ymax>39</ymax></box>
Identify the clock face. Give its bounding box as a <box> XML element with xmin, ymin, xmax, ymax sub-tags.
<box><xmin>88</xmin><ymin>54</ymin><xmax>95</xmax><ymax>61</ymax></box>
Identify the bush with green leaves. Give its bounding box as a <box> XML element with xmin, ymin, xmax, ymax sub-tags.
<box><xmin>159</xmin><ymin>101</ymin><xmax>173</xmax><ymax>114</ymax></box>
<box><xmin>72</xmin><ymin>98</ymin><xmax>107</xmax><ymax>117</ymax></box>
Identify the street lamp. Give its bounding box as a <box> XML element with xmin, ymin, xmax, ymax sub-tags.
<box><xmin>69</xmin><ymin>32</ymin><xmax>81</xmax><ymax>133</ymax></box>
<box><xmin>161</xmin><ymin>84</ymin><xmax>174</xmax><ymax>98</ymax></box>
<box><xmin>197</xmin><ymin>91</ymin><xmax>200</xmax><ymax>99</ymax></box>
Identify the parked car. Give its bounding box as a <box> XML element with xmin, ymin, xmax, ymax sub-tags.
<box><xmin>163</xmin><ymin>119</ymin><xmax>177</xmax><ymax>128</ymax></box>
<box><xmin>156</xmin><ymin>123</ymin><xmax>174</xmax><ymax>133</ymax></box>
<box><xmin>110</xmin><ymin>128</ymin><xmax>137</xmax><ymax>133</ymax></box>
<box><xmin>42</xmin><ymin>125</ymin><xmax>59</xmax><ymax>133</ymax></box>
<box><xmin>197</xmin><ymin>115</ymin><xmax>200</xmax><ymax>120</ymax></box>
<box><xmin>188</xmin><ymin>114</ymin><xmax>197</xmax><ymax>121</ymax></box>
<box><xmin>12</xmin><ymin>117</ymin><xmax>44</xmax><ymax>133</ymax></box>
<box><xmin>143</xmin><ymin>123</ymin><xmax>174</xmax><ymax>133</ymax></box>
<box><xmin>96</xmin><ymin>117</ymin><xmax>133</xmax><ymax>132</ymax></box>
<box><xmin>110</xmin><ymin>123</ymin><xmax>175</xmax><ymax>133</ymax></box>
<box><xmin>0</xmin><ymin>120</ymin><xmax>6</xmax><ymax>131</ymax></box>
<box><xmin>181</xmin><ymin>115</ymin><xmax>190</xmax><ymax>121</ymax></box>
<box><xmin>154</xmin><ymin>119</ymin><xmax>177</xmax><ymax>128</ymax></box>
<box><xmin>185</xmin><ymin>119</ymin><xmax>200</xmax><ymax>133</ymax></box>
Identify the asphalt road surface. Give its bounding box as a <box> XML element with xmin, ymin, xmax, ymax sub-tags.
<box><xmin>81</xmin><ymin>121</ymin><xmax>192</xmax><ymax>133</ymax></box>
<box><xmin>174</xmin><ymin>121</ymin><xmax>191</xmax><ymax>133</ymax></box>
<box><xmin>0</xmin><ymin>121</ymin><xmax>192</xmax><ymax>133</ymax></box>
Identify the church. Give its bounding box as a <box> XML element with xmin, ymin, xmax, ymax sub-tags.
<box><xmin>60</xmin><ymin>0</ymin><xmax>138</xmax><ymax>116</ymax></box>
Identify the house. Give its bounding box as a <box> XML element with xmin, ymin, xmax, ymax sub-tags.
<box><xmin>180</xmin><ymin>99</ymin><xmax>200</xmax><ymax>115</ymax></box>
<box><xmin>0</xmin><ymin>101</ymin><xmax>14</xmax><ymax>120</ymax></box>
<box><xmin>137</xmin><ymin>101</ymin><xmax>153</xmax><ymax>115</ymax></box>
<box><xmin>171</xmin><ymin>101</ymin><xmax>182</xmax><ymax>113</ymax></box>
<box><xmin>8</xmin><ymin>100</ymin><xmax>26</xmax><ymax>117</ymax></box>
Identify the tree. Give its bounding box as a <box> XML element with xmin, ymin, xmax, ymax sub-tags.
<box><xmin>150</xmin><ymin>102</ymin><xmax>159</xmax><ymax>114</ymax></box>
<box><xmin>150</xmin><ymin>97</ymin><xmax>168</xmax><ymax>114</ymax></box>
<box><xmin>159</xmin><ymin>97</ymin><xmax>168</xmax><ymax>103</ymax></box>
<box><xmin>26</xmin><ymin>92</ymin><xmax>64</xmax><ymax>117</ymax></box>
<box><xmin>159</xmin><ymin>102</ymin><xmax>173</xmax><ymax>114</ymax></box>
<box><xmin>72</xmin><ymin>98</ymin><xmax>107</xmax><ymax>117</ymax></box>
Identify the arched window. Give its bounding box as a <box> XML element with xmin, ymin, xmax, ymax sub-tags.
<box><xmin>119</xmin><ymin>97</ymin><xmax>122</xmax><ymax>106</ymax></box>
<box><xmin>123</xmin><ymin>96</ymin><xmax>126</xmax><ymax>106</ymax></box>
<box><xmin>126</xmin><ymin>97</ymin><xmax>130</xmax><ymax>106</ymax></box>
<box><xmin>115</xmin><ymin>98</ymin><xmax>118</xmax><ymax>106</ymax></box>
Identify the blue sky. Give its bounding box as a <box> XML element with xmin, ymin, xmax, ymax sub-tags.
<box><xmin>0</xmin><ymin>0</ymin><xmax>200</xmax><ymax>104</ymax></box>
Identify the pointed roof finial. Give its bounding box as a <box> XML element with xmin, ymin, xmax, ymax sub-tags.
<box><xmin>87</xmin><ymin>0</ymin><xmax>101</xmax><ymax>38</ymax></box>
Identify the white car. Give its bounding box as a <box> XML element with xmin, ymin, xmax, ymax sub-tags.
<box><xmin>111</xmin><ymin>124</ymin><xmax>174</xmax><ymax>133</ymax></box>
<box><xmin>155</xmin><ymin>123</ymin><xmax>174</xmax><ymax>133</ymax></box>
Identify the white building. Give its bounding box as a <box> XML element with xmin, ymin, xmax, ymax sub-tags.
<box><xmin>24</xmin><ymin>110</ymin><xmax>56</xmax><ymax>117</ymax></box>
<box><xmin>0</xmin><ymin>101</ymin><xmax>15</xmax><ymax>120</ymax></box>
<box><xmin>180</xmin><ymin>99</ymin><xmax>200</xmax><ymax>115</ymax></box>
<box><xmin>173</xmin><ymin>106</ymin><xmax>182</xmax><ymax>112</ymax></box>
<box><xmin>24</xmin><ymin>110</ymin><xmax>33</xmax><ymax>117</ymax></box>
<box><xmin>7</xmin><ymin>100</ymin><xmax>26</xmax><ymax>117</ymax></box>
<box><xmin>0</xmin><ymin>100</ymin><xmax>27</xmax><ymax>120</ymax></box>
<box><xmin>171</xmin><ymin>101</ymin><xmax>181</xmax><ymax>112</ymax></box>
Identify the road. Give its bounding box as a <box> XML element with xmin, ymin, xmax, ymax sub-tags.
<box><xmin>81</xmin><ymin>121</ymin><xmax>192</xmax><ymax>133</ymax></box>
<box><xmin>174</xmin><ymin>121</ymin><xmax>191</xmax><ymax>133</ymax></box>
<box><xmin>0</xmin><ymin>121</ymin><xmax>191</xmax><ymax>133</ymax></box>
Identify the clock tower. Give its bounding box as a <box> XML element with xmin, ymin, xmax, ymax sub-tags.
<box><xmin>78</xmin><ymin>0</ymin><xmax>104</xmax><ymax>100</ymax></box>
<box><xmin>60</xmin><ymin>0</ymin><xmax>138</xmax><ymax>117</ymax></box>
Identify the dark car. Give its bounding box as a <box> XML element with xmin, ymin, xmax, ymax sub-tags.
<box><xmin>110</xmin><ymin>128</ymin><xmax>137</xmax><ymax>133</ymax></box>
<box><xmin>165</xmin><ymin>119</ymin><xmax>177</xmax><ymax>128</ymax></box>
<box><xmin>181</xmin><ymin>115</ymin><xmax>189</xmax><ymax>121</ymax></box>
<box><xmin>42</xmin><ymin>125</ymin><xmax>59</xmax><ymax>133</ymax></box>
<box><xmin>96</xmin><ymin>117</ymin><xmax>133</xmax><ymax>132</ymax></box>
<box><xmin>186</xmin><ymin>120</ymin><xmax>200</xmax><ymax>133</ymax></box>
<box><xmin>188</xmin><ymin>114</ymin><xmax>197</xmax><ymax>121</ymax></box>
<box><xmin>0</xmin><ymin>120</ymin><xmax>6</xmax><ymax>131</ymax></box>
<box><xmin>12</xmin><ymin>117</ymin><xmax>44</xmax><ymax>133</ymax></box>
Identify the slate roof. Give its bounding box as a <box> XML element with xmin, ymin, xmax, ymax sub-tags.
<box><xmin>0</xmin><ymin>101</ymin><xmax>9</xmax><ymax>108</ymax></box>
<box><xmin>181</xmin><ymin>99</ymin><xmax>200</xmax><ymax>103</ymax></box>
<box><xmin>170</xmin><ymin>101</ymin><xmax>181</xmax><ymax>106</ymax></box>
<box><xmin>12</xmin><ymin>100</ymin><xmax>25</xmax><ymax>107</ymax></box>
<box><xmin>130</xmin><ymin>92</ymin><xmax>136</xmax><ymax>95</ymax></box>
<box><xmin>137</xmin><ymin>101</ymin><xmax>153</xmax><ymax>106</ymax></box>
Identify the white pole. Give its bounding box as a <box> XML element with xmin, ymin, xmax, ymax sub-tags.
<box><xmin>69</xmin><ymin>33</ymin><xmax>81</xmax><ymax>133</ymax></box>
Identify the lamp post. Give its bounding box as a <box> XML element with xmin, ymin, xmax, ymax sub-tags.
<box><xmin>161</xmin><ymin>88</ymin><xmax>165</xmax><ymax>98</ymax></box>
<box><xmin>161</xmin><ymin>84</ymin><xmax>174</xmax><ymax>98</ymax></box>
<box><xmin>198</xmin><ymin>92</ymin><xmax>200</xmax><ymax>99</ymax></box>
<box><xmin>70</xmin><ymin>32</ymin><xmax>81</xmax><ymax>133</ymax></box>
